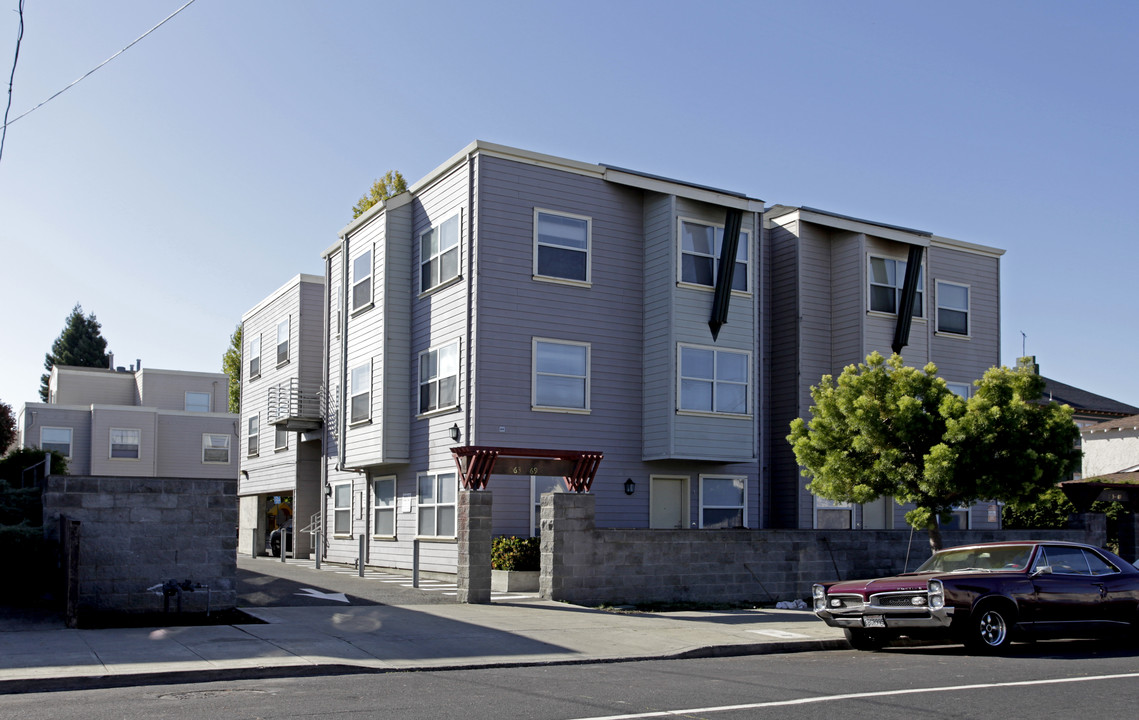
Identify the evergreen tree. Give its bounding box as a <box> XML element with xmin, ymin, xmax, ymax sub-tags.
<box><xmin>0</xmin><ymin>399</ymin><xmax>15</xmax><ymax>455</ymax></box>
<box><xmin>39</xmin><ymin>304</ymin><xmax>110</xmax><ymax>401</ymax></box>
<box><xmin>222</xmin><ymin>324</ymin><xmax>242</xmax><ymax>414</ymax></box>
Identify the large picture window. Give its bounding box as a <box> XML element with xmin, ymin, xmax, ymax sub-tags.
<box><xmin>202</xmin><ymin>433</ymin><xmax>231</xmax><ymax>464</ymax></box>
<box><xmin>41</xmin><ymin>427</ymin><xmax>72</xmax><ymax>458</ymax></box>
<box><xmin>533</xmin><ymin>339</ymin><xmax>589</xmax><ymax>411</ymax></box>
<box><xmin>333</xmin><ymin>482</ymin><xmax>352</xmax><ymax>535</ymax></box>
<box><xmin>350</xmin><ymin>362</ymin><xmax>371</xmax><ymax>423</ymax></box>
<box><xmin>249</xmin><ymin>334</ymin><xmax>262</xmax><ymax>378</ymax></box>
<box><xmin>534</xmin><ymin>209</ymin><xmax>590</xmax><ymax>283</ymax></box>
<box><xmin>352</xmin><ymin>248</ymin><xmax>372</xmax><ymax>310</ymax></box>
<box><xmin>110</xmin><ymin>428</ymin><xmax>140</xmax><ymax>459</ymax></box>
<box><xmin>420</xmin><ymin>214</ymin><xmax>460</xmax><ymax>293</ymax></box>
<box><xmin>869</xmin><ymin>256</ymin><xmax>923</xmax><ymax>316</ymax></box>
<box><xmin>679</xmin><ymin>219</ymin><xmax>749</xmax><ymax>292</ymax></box>
<box><xmin>700</xmin><ymin>476</ymin><xmax>746</xmax><ymax>529</ymax></box>
<box><xmin>276</xmin><ymin>317</ymin><xmax>290</xmax><ymax>365</ymax></box>
<box><xmin>679</xmin><ymin>345</ymin><xmax>749</xmax><ymax>415</ymax></box>
<box><xmin>417</xmin><ymin>472</ymin><xmax>457</xmax><ymax>538</ymax></box>
<box><xmin>419</xmin><ymin>342</ymin><xmax>459</xmax><ymax>414</ymax></box>
<box><xmin>373</xmin><ymin>476</ymin><xmax>396</xmax><ymax>537</ymax></box>
<box><xmin>936</xmin><ymin>281</ymin><xmax>970</xmax><ymax>335</ymax></box>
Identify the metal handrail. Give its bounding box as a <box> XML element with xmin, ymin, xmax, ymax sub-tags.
<box><xmin>266</xmin><ymin>379</ymin><xmax>323</xmax><ymax>423</ymax></box>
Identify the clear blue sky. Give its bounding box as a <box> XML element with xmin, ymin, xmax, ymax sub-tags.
<box><xmin>2</xmin><ymin>0</ymin><xmax>1137</xmax><ymax>411</ymax></box>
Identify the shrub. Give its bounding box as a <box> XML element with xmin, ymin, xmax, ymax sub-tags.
<box><xmin>491</xmin><ymin>535</ymin><xmax>540</xmax><ymax>571</ymax></box>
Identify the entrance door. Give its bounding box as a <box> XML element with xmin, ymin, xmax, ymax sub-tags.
<box><xmin>650</xmin><ymin>476</ymin><xmax>688</xmax><ymax>529</ymax></box>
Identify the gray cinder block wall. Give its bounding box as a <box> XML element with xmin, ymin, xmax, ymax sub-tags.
<box><xmin>457</xmin><ymin>490</ymin><xmax>493</xmax><ymax>603</ymax></box>
<box><xmin>43</xmin><ymin>475</ymin><xmax>237</xmax><ymax>615</ymax></box>
<box><xmin>539</xmin><ymin>493</ymin><xmax>1107</xmax><ymax>607</ymax></box>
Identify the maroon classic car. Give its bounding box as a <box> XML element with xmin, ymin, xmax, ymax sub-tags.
<box><xmin>812</xmin><ymin>541</ymin><xmax>1139</xmax><ymax>652</ymax></box>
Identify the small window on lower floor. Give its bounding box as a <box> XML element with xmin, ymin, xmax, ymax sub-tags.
<box><xmin>275</xmin><ymin>426</ymin><xmax>288</xmax><ymax>451</ymax></box>
<box><xmin>333</xmin><ymin>483</ymin><xmax>352</xmax><ymax>535</ymax></box>
<box><xmin>110</xmin><ymin>428</ymin><xmax>140</xmax><ymax>459</ymax></box>
<box><xmin>417</xmin><ymin>471</ymin><xmax>457</xmax><ymax>538</ymax></box>
<box><xmin>202</xmin><ymin>433</ymin><xmax>231</xmax><ymax>464</ymax></box>
<box><xmin>939</xmin><ymin>506</ymin><xmax>970</xmax><ymax>530</ymax></box>
<box><xmin>373</xmin><ymin>476</ymin><xmax>396</xmax><ymax>537</ymax></box>
<box><xmin>41</xmin><ymin>427</ymin><xmax>72</xmax><ymax>458</ymax></box>
<box><xmin>815</xmin><ymin>497</ymin><xmax>852</xmax><ymax>529</ymax></box>
<box><xmin>699</xmin><ymin>476</ymin><xmax>746</xmax><ymax>529</ymax></box>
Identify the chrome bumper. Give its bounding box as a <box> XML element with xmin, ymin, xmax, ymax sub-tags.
<box><xmin>815</xmin><ymin>606</ymin><xmax>955</xmax><ymax>630</ymax></box>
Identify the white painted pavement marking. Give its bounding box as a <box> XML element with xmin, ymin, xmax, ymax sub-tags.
<box><xmin>295</xmin><ymin>588</ymin><xmax>350</xmax><ymax>603</ymax></box>
<box><xmin>747</xmin><ymin>629</ymin><xmax>809</xmax><ymax>639</ymax></box>
<box><xmin>562</xmin><ymin>671</ymin><xmax>1139</xmax><ymax>720</ymax></box>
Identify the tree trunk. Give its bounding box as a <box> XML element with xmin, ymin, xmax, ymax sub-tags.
<box><xmin>927</xmin><ymin>522</ymin><xmax>943</xmax><ymax>553</ymax></box>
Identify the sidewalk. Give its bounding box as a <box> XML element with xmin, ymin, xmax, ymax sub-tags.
<box><xmin>0</xmin><ymin>561</ymin><xmax>848</xmax><ymax>694</ymax></box>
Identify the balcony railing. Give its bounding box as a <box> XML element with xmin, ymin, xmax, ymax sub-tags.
<box><xmin>267</xmin><ymin>379</ymin><xmax>324</xmax><ymax>432</ymax></box>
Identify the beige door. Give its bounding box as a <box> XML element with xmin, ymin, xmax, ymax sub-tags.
<box><xmin>650</xmin><ymin>476</ymin><xmax>688</xmax><ymax>529</ymax></box>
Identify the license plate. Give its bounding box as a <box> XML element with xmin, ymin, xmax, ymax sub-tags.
<box><xmin>863</xmin><ymin>615</ymin><xmax>886</xmax><ymax>628</ymax></box>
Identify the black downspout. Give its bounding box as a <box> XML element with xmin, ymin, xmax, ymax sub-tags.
<box><xmin>891</xmin><ymin>244</ymin><xmax>925</xmax><ymax>355</ymax></box>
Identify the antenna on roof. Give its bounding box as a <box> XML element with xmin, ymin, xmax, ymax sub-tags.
<box><xmin>1021</xmin><ymin>331</ymin><xmax>1027</xmax><ymax>358</ymax></box>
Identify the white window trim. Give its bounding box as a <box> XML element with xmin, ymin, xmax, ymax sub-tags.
<box><xmin>185</xmin><ymin>391</ymin><xmax>211</xmax><ymax>413</ymax></box>
<box><xmin>40</xmin><ymin>426</ymin><xmax>72</xmax><ymax>459</ymax></box>
<box><xmin>416</xmin><ymin>471</ymin><xmax>458</xmax><ymax>540</ymax></box>
<box><xmin>531</xmin><ymin>337</ymin><xmax>591</xmax><ymax>414</ymax></box>
<box><xmin>372</xmin><ymin>475</ymin><xmax>397</xmax><ymax>538</ymax></box>
<box><xmin>417</xmin><ymin>340</ymin><xmax>461</xmax><ymax>417</ymax></box>
<box><xmin>676</xmin><ymin>343</ymin><xmax>752</xmax><ymax>418</ymax></box>
<box><xmin>109</xmin><ymin>427</ymin><xmax>141</xmax><ymax>461</ymax></box>
<box><xmin>418</xmin><ymin>212</ymin><xmax>462</xmax><ymax>296</ymax></box>
<box><xmin>202</xmin><ymin>433</ymin><xmax>231</xmax><ymax>464</ymax></box>
<box><xmin>249</xmin><ymin>334</ymin><xmax>262</xmax><ymax>379</ymax></box>
<box><xmin>349</xmin><ymin>361</ymin><xmax>372</xmax><ymax>425</ymax></box>
<box><xmin>351</xmin><ymin>245</ymin><xmax>375</xmax><ymax>314</ymax></box>
<box><xmin>676</xmin><ymin>216</ymin><xmax>752</xmax><ymax>294</ymax></box>
<box><xmin>332</xmin><ymin>481</ymin><xmax>353</xmax><ymax>537</ymax></box>
<box><xmin>935</xmin><ymin>280</ymin><xmax>971</xmax><ymax>338</ymax></box>
<box><xmin>276</xmin><ymin>317</ymin><xmax>290</xmax><ymax>366</ymax></box>
<box><xmin>813</xmin><ymin>496</ymin><xmax>853</xmax><ymax>529</ymax></box>
<box><xmin>697</xmin><ymin>475</ymin><xmax>748</xmax><ymax>529</ymax></box>
<box><xmin>533</xmin><ymin>207</ymin><xmax>592</xmax><ymax>287</ymax></box>
<box><xmin>247</xmin><ymin>414</ymin><xmax>260</xmax><ymax>457</ymax></box>
<box><xmin>867</xmin><ymin>254</ymin><xmax>925</xmax><ymax>318</ymax></box>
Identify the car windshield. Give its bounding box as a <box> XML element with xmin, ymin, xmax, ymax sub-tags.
<box><xmin>914</xmin><ymin>545</ymin><xmax>1033</xmax><ymax>573</ymax></box>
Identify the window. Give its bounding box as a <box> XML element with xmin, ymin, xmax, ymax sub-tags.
<box><xmin>532</xmin><ymin>476</ymin><xmax>563</xmax><ymax>537</ymax></box>
<box><xmin>249</xmin><ymin>334</ymin><xmax>262</xmax><ymax>378</ymax></box>
<box><xmin>349</xmin><ymin>362</ymin><xmax>371</xmax><ymax>423</ymax></box>
<box><xmin>373</xmin><ymin>476</ymin><xmax>396</xmax><ymax>537</ymax></box>
<box><xmin>41</xmin><ymin>427</ymin><xmax>72</xmax><ymax>458</ymax></box>
<box><xmin>533</xmin><ymin>339</ymin><xmax>589</xmax><ymax>411</ymax></box>
<box><xmin>417</xmin><ymin>471</ymin><xmax>457</xmax><ymax>538</ymax></box>
<box><xmin>352</xmin><ymin>248</ymin><xmax>372</xmax><ymax>310</ymax></box>
<box><xmin>419</xmin><ymin>342</ymin><xmax>459</xmax><ymax>414</ymax></box>
<box><xmin>939</xmin><ymin>506</ymin><xmax>970</xmax><ymax>530</ymax></box>
<box><xmin>333</xmin><ymin>482</ymin><xmax>352</xmax><ymax>535</ymax></box>
<box><xmin>869</xmin><ymin>256</ymin><xmax>923</xmax><ymax>316</ymax></box>
<box><xmin>110</xmin><ymin>428</ymin><xmax>140</xmax><ymax>459</ymax></box>
<box><xmin>202</xmin><ymin>433</ymin><xmax>231</xmax><ymax>464</ymax></box>
<box><xmin>700</xmin><ymin>476</ymin><xmax>746</xmax><ymax>529</ymax></box>
<box><xmin>679</xmin><ymin>345</ymin><xmax>749</xmax><ymax>415</ymax></box>
<box><xmin>185</xmin><ymin>391</ymin><xmax>211</xmax><ymax>413</ymax></box>
<box><xmin>420</xmin><ymin>214</ymin><xmax>460</xmax><ymax>293</ymax></box>
<box><xmin>937</xmin><ymin>281</ymin><xmax>969</xmax><ymax>335</ymax></box>
<box><xmin>276</xmin><ymin>318</ymin><xmax>290</xmax><ymax>365</ymax></box>
<box><xmin>274</xmin><ymin>426</ymin><xmax>288</xmax><ymax>451</ymax></box>
<box><xmin>679</xmin><ymin>219</ymin><xmax>749</xmax><ymax>292</ymax></box>
<box><xmin>946</xmin><ymin>382</ymin><xmax>973</xmax><ymax>398</ymax></box>
<box><xmin>248</xmin><ymin>415</ymin><xmax>260</xmax><ymax>456</ymax></box>
<box><xmin>815</xmin><ymin>497</ymin><xmax>853</xmax><ymax>529</ymax></box>
<box><xmin>534</xmin><ymin>209</ymin><xmax>590</xmax><ymax>283</ymax></box>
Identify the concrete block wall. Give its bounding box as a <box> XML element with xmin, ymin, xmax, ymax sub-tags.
<box><xmin>457</xmin><ymin>490</ymin><xmax>493</xmax><ymax>603</ymax></box>
<box><xmin>540</xmin><ymin>494</ymin><xmax>1107</xmax><ymax>606</ymax></box>
<box><xmin>43</xmin><ymin>475</ymin><xmax>237</xmax><ymax>615</ymax></box>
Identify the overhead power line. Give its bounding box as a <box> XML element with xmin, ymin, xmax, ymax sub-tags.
<box><xmin>1</xmin><ymin>0</ymin><xmax>198</xmax><ymax>134</ymax></box>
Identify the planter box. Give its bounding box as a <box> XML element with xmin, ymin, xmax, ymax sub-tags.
<box><xmin>492</xmin><ymin>569</ymin><xmax>539</xmax><ymax>592</ymax></box>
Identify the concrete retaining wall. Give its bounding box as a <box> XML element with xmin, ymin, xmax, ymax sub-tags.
<box><xmin>43</xmin><ymin>475</ymin><xmax>237</xmax><ymax>615</ymax></box>
<box><xmin>540</xmin><ymin>493</ymin><xmax>1107</xmax><ymax>606</ymax></box>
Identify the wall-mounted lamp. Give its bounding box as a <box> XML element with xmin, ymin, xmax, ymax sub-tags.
<box><xmin>624</xmin><ymin>478</ymin><xmax>636</xmax><ymax>496</ymax></box>
<box><xmin>449</xmin><ymin>423</ymin><xmax>461</xmax><ymax>442</ymax></box>
<box><xmin>240</xmin><ymin>470</ymin><xmax>249</xmax><ymax>480</ymax></box>
<box><xmin>324</xmin><ymin>483</ymin><xmax>332</xmax><ymax>497</ymax></box>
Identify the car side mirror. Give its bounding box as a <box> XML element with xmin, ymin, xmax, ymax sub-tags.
<box><xmin>1031</xmin><ymin>565</ymin><xmax>1052</xmax><ymax>577</ymax></box>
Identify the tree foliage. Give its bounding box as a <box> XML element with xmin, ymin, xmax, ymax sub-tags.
<box><xmin>0</xmin><ymin>400</ymin><xmax>15</xmax><ymax>455</ymax></box>
<box><xmin>788</xmin><ymin>352</ymin><xmax>1081</xmax><ymax>550</ymax></box>
<box><xmin>222</xmin><ymin>324</ymin><xmax>242</xmax><ymax>414</ymax></box>
<box><xmin>40</xmin><ymin>303</ymin><xmax>110</xmax><ymax>401</ymax></box>
<box><xmin>351</xmin><ymin>170</ymin><xmax>408</xmax><ymax>219</ymax></box>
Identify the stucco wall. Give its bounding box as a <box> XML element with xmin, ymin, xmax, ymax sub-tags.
<box><xmin>1083</xmin><ymin>430</ymin><xmax>1139</xmax><ymax>476</ymax></box>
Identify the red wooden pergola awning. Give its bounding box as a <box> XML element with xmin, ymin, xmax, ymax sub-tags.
<box><xmin>450</xmin><ymin>446</ymin><xmax>604</xmax><ymax>492</ymax></box>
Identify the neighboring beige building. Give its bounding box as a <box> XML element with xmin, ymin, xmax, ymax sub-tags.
<box><xmin>1082</xmin><ymin>414</ymin><xmax>1139</xmax><ymax>479</ymax></box>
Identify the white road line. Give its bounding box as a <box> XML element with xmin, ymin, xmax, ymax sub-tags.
<box><xmin>747</xmin><ymin>629</ymin><xmax>808</xmax><ymax>639</ymax></box>
<box><xmin>566</xmin><ymin>672</ymin><xmax>1139</xmax><ymax>720</ymax></box>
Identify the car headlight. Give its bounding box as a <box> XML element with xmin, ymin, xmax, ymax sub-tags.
<box><xmin>812</xmin><ymin>584</ymin><xmax>826</xmax><ymax>612</ymax></box>
<box><xmin>927</xmin><ymin>579</ymin><xmax>944</xmax><ymax>610</ymax></box>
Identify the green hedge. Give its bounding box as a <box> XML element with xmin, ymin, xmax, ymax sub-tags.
<box><xmin>491</xmin><ymin>535</ymin><xmax>540</xmax><ymax>571</ymax></box>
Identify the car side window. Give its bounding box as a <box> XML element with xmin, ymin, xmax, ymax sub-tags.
<box><xmin>1044</xmin><ymin>546</ymin><xmax>1091</xmax><ymax>575</ymax></box>
<box><xmin>1083</xmin><ymin>550</ymin><xmax>1118</xmax><ymax>576</ymax></box>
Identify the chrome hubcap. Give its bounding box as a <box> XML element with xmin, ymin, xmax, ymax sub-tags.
<box><xmin>979</xmin><ymin>610</ymin><xmax>1007</xmax><ymax>646</ymax></box>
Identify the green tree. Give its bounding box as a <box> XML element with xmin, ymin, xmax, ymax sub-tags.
<box><xmin>222</xmin><ymin>324</ymin><xmax>242</xmax><ymax>414</ymax></box>
<box><xmin>40</xmin><ymin>303</ymin><xmax>110</xmax><ymax>401</ymax></box>
<box><xmin>351</xmin><ymin>170</ymin><xmax>408</xmax><ymax>219</ymax></box>
<box><xmin>788</xmin><ymin>352</ymin><xmax>1081</xmax><ymax>551</ymax></box>
<box><xmin>0</xmin><ymin>399</ymin><xmax>15</xmax><ymax>455</ymax></box>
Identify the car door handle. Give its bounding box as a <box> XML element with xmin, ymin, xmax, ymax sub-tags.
<box><xmin>1093</xmin><ymin>583</ymin><xmax>1107</xmax><ymax>598</ymax></box>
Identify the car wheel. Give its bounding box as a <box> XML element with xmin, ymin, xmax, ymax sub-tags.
<box><xmin>967</xmin><ymin>603</ymin><xmax>1013</xmax><ymax>653</ymax></box>
<box><xmin>844</xmin><ymin>628</ymin><xmax>890</xmax><ymax>651</ymax></box>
